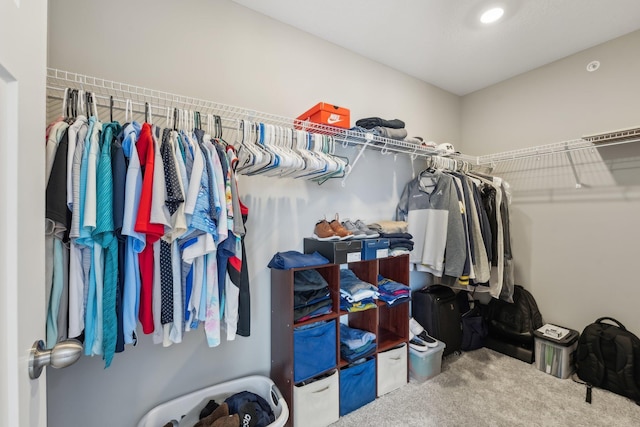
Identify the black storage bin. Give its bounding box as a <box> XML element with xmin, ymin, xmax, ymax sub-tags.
<box><xmin>303</xmin><ymin>238</ymin><xmax>362</xmax><ymax>264</ymax></box>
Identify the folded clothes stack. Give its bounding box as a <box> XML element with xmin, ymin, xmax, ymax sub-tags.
<box><xmin>267</xmin><ymin>250</ymin><xmax>330</xmax><ymax>269</ymax></box>
<box><xmin>354</xmin><ymin>117</ymin><xmax>407</xmax><ymax>141</ymax></box>
<box><xmin>381</xmin><ymin>232</ymin><xmax>414</xmax><ymax>256</ymax></box>
<box><xmin>376</xmin><ymin>275</ymin><xmax>410</xmax><ymax>306</ymax></box>
<box><xmin>293</xmin><ymin>269</ymin><xmax>332</xmax><ymax>323</ymax></box>
<box><xmin>339</xmin><ymin>269</ymin><xmax>378</xmax><ymax>312</ymax></box>
<box><xmin>367</xmin><ymin>221</ymin><xmax>414</xmax><ymax>257</ymax></box>
<box><xmin>367</xmin><ymin>220</ymin><xmax>408</xmax><ymax>234</ymax></box>
<box><xmin>340</xmin><ymin>323</ymin><xmax>377</xmax><ymax>363</ymax></box>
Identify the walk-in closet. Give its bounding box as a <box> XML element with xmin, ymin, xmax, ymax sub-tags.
<box><xmin>2</xmin><ymin>0</ymin><xmax>640</xmax><ymax>426</ymax></box>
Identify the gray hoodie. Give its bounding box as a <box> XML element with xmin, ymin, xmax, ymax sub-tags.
<box><xmin>396</xmin><ymin>169</ymin><xmax>466</xmax><ymax>277</ymax></box>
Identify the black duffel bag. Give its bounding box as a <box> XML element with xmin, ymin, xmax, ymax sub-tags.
<box><xmin>576</xmin><ymin>317</ymin><xmax>640</xmax><ymax>405</ymax></box>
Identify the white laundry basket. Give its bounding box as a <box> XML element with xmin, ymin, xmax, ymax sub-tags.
<box><xmin>137</xmin><ymin>375</ymin><xmax>288</xmax><ymax>427</ymax></box>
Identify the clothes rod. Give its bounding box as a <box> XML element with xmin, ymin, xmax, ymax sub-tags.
<box><xmin>46</xmin><ymin>92</ymin><xmax>238</xmax><ymax>132</ymax></box>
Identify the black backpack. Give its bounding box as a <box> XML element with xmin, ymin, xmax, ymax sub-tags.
<box><xmin>486</xmin><ymin>284</ymin><xmax>543</xmax><ymax>345</ymax></box>
<box><xmin>576</xmin><ymin>317</ymin><xmax>640</xmax><ymax>405</ymax></box>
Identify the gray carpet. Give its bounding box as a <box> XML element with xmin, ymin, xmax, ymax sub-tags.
<box><xmin>330</xmin><ymin>348</ymin><xmax>640</xmax><ymax>427</ymax></box>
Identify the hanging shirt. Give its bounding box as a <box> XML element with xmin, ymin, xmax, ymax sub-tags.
<box><xmin>45</xmin><ymin>125</ymin><xmax>71</xmax><ymax>348</ymax></box>
<box><xmin>76</xmin><ymin>117</ymin><xmax>102</xmax><ymax>355</ymax></box>
<box><xmin>134</xmin><ymin>123</ymin><xmax>165</xmax><ymax>334</ymax></box>
<box><xmin>184</xmin><ymin>140</ymin><xmax>205</xmax><ymax>230</ymax></box>
<box><xmin>462</xmin><ymin>176</ymin><xmax>491</xmax><ymax>284</ymax></box>
<box><xmin>484</xmin><ymin>178</ymin><xmax>504</xmax><ymax>299</ymax></box>
<box><xmin>168</xmin><ymin>240</ymin><xmax>184</xmax><ymax>345</ymax></box>
<box><xmin>121</xmin><ymin>121</ymin><xmax>143</xmax><ymax>345</ymax></box>
<box><xmin>45</xmin><ymin>120</ymin><xmax>70</xmax><ymax>183</ymax></box>
<box><xmin>93</xmin><ymin>121</ymin><xmax>122</xmax><ymax>367</ymax></box>
<box><xmin>203</xmin><ymin>139</ymin><xmax>227</xmax><ymax>244</ymax></box>
<box><xmin>68</xmin><ymin>116</ymin><xmax>89</xmax><ymax>339</ymax></box>
<box><xmin>111</xmin><ymin>127</ymin><xmax>127</xmax><ymax>353</ymax></box>
<box><xmin>204</xmin><ymin>252</ymin><xmax>220</xmax><ymax>347</ymax></box>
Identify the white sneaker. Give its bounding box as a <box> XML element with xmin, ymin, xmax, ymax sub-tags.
<box><xmin>410</xmin><ymin>317</ymin><xmax>438</xmax><ymax>347</ymax></box>
<box><xmin>409</xmin><ymin>337</ymin><xmax>430</xmax><ymax>352</ymax></box>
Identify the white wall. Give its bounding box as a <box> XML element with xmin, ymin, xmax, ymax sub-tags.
<box><xmin>461</xmin><ymin>31</ymin><xmax>640</xmax><ymax>333</ymax></box>
<box><xmin>46</xmin><ymin>1</ymin><xmax>460</xmax><ymax>426</ymax></box>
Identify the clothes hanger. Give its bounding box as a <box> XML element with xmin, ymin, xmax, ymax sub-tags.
<box><xmin>254</xmin><ymin>123</ymin><xmax>283</xmax><ymax>176</ymax></box>
<box><xmin>125</xmin><ymin>99</ymin><xmax>133</xmax><ymax>123</ymax></box>
<box><xmin>289</xmin><ymin>130</ymin><xmax>316</xmax><ymax>178</ymax></box>
<box><xmin>302</xmin><ymin>134</ymin><xmax>334</xmax><ymax>179</ymax></box>
<box><xmin>109</xmin><ymin>96</ymin><xmax>114</xmax><ymax>123</ymax></box>
<box><xmin>77</xmin><ymin>89</ymin><xmax>85</xmax><ymax>117</ymax></box>
<box><xmin>235</xmin><ymin>120</ymin><xmax>254</xmax><ymax>172</ymax></box>
<box><xmin>61</xmin><ymin>87</ymin><xmax>69</xmax><ymax>119</ymax></box>
<box><xmin>292</xmin><ymin>132</ymin><xmax>323</xmax><ymax>179</ymax></box>
<box><xmin>237</xmin><ymin>121</ymin><xmax>268</xmax><ymax>175</ymax></box>
<box><xmin>274</xmin><ymin>125</ymin><xmax>303</xmax><ymax>176</ymax></box>
<box><xmin>89</xmin><ymin>91</ymin><xmax>98</xmax><ymax>120</ymax></box>
<box><xmin>215</xmin><ymin>115</ymin><xmax>222</xmax><ymax>139</ymax></box>
<box><xmin>193</xmin><ymin>111</ymin><xmax>199</xmax><ymax>133</ymax></box>
<box><xmin>279</xmin><ymin>127</ymin><xmax>305</xmax><ymax>177</ymax></box>
<box><xmin>245</xmin><ymin>122</ymin><xmax>278</xmax><ymax>175</ymax></box>
<box><xmin>313</xmin><ymin>136</ymin><xmax>350</xmax><ymax>184</ymax></box>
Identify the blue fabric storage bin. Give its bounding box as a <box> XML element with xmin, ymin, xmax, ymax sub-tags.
<box><xmin>294</xmin><ymin>320</ymin><xmax>336</xmax><ymax>383</ymax></box>
<box><xmin>339</xmin><ymin>357</ymin><xmax>376</xmax><ymax>416</ymax></box>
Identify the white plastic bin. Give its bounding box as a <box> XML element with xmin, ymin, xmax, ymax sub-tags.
<box><xmin>533</xmin><ymin>327</ymin><xmax>580</xmax><ymax>379</ymax></box>
<box><xmin>409</xmin><ymin>340</ymin><xmax>446</xmax><ymax>383</ymax></box>
<box><xmin>137</xmin><ymin>375</ymin><xmax>288</xmax><ymax>427</ymax></box>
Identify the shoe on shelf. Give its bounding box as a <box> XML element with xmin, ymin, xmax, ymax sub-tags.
<box><xmin>329</xmin><ymin>214</ymin><xmax>353</xmax><ymax>240</ymax></box>
<box><xmin>416</xmin><ymin>331</ymin><xmax>438</xmax><ymax>347</ymax></box>
<box><xmin>409</xmin><ymin>337</ymin><xmax>429</xmax><ymax>352</ymax></box>
<box><xmin>409</xmin><ymin>317</ymin><xmax>438</xmax><ymax>347</ymax></box>
<box><xmin>354</xmin><ymin>220</ymin><xmax>380</xmax><ymax>238</ymax></box>
<box><xmin>313</xmin><ymin>219</ymin><xmax>340</xmax><ymax>241</ymax></box>
<box><xmin>341</xmin><ymin>219</ymin><xmax>367</xmax><ymax>239</ymax></box>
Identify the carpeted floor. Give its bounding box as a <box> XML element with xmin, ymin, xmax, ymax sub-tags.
<box><xmin>330</xmin><ymin>347</ymin><xmax>640</xmax><ymax>427</ymax></box>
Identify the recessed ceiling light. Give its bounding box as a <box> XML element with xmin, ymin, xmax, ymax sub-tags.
<box><xmin>480</xmin><ymin>7</ymin><xmax>504</xmax><ymax>24</ymax></box>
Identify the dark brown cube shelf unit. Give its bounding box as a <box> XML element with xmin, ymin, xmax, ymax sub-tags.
<box><xmin>270</xmin><ymin>254</ymin><xmax>410</xmax><ymax>426</ymax></box>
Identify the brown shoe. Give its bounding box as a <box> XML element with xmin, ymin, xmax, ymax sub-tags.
<box><xmin>194</xmin><ymin>403</ymin><xmax>229</xmax><ymax>427</ymax></box>
<box><xmin>313</xmin><ymin>219</ymin><xmax>339</xmax><ymax>241</ymax></box>
<box><xmin>329</xmin><ymin>214</ymin><xmax>353</xmax><ymax>240</ymax></box>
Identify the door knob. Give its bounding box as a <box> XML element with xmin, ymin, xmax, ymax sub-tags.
<box><xmin>29</xmin><ymin>339</ymin><xmax>83</xmax><ymax>379</ymax></box>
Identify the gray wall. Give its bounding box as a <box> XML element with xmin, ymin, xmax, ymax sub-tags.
<box><xmin>46</xmin><ymin>1</ymin><xmax>460</xmax><ymax>426</ymax></box>
<box><xmin>461</xmin><ymin>30</ymin><xmax>640</xmax><ymax>332</ymax></box>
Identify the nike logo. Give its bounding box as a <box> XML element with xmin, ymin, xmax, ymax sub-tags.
<box><xmin>327</xmin><ymin>114</ymin><xmax>342</xmax><ymax>124</ymax></box>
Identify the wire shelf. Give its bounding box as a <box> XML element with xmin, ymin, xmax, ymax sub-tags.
<box><xmin>46</xmin><ymin>68</ymin><xmax>475</xmax><ymax>164</ymax></box>
<box><xmin>476</xmin><ymin>134</ymin><xmax>640</xmax><ymax>166</ymax></box>
<box><xmin>47</xmin><ymin>68</ymin><xmax>640</xmax><ymax>171</ymax></box>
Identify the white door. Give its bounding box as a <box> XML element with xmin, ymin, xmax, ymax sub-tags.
<box><xmin>0</xmin><ymin>0</ymin><xmax>48</xmax><ymax>426</ymax></box>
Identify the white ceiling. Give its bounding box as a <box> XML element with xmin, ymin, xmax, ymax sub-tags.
<box><xmin>231</xmin><ymin>0</ymin><xmax>640</xmax><ymax>95</ymax></box>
